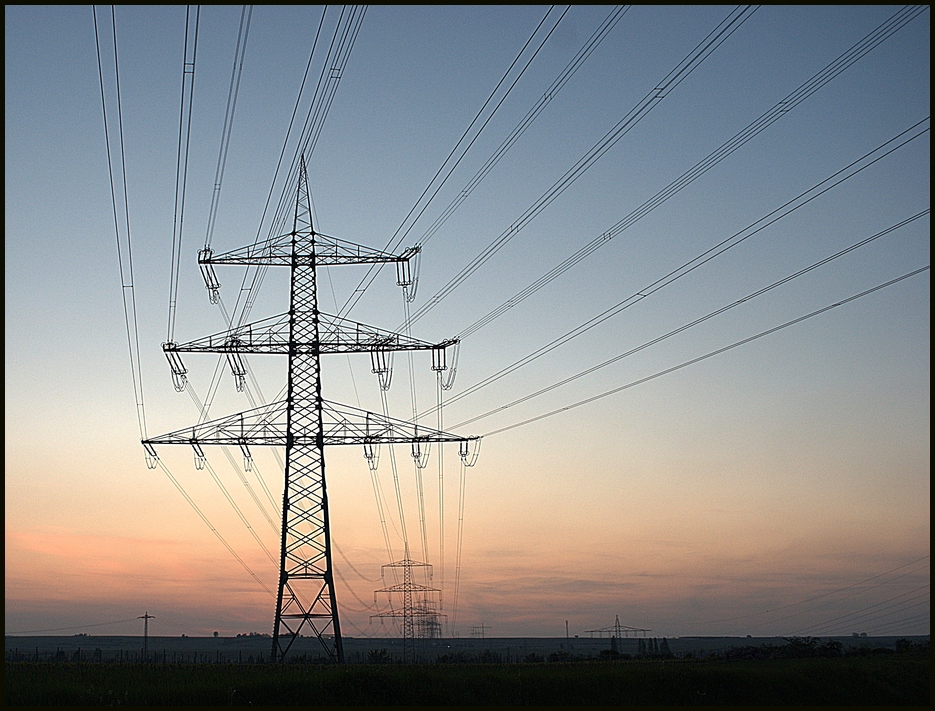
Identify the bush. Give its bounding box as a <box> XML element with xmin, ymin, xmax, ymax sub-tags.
<box><xmin>367</xmin><ymin>648</ymin><xmax>391</xmax><ymax>664</ymax></box>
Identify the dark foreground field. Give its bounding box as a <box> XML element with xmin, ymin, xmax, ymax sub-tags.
<box><xmin>5</xmin><ymin>654</ymin><xmax>930</xmax><ymax>706</ymax></box>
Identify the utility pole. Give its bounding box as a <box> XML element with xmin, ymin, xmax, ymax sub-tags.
<box><xmin>143</xmin><ymin>157</ymin><xmax>479</xmax><ymax>663</ymax></box>
<box><xmin>139</xmin><ymin>612</ymin><xmax>155</xmax><ymax>660</ymax></box>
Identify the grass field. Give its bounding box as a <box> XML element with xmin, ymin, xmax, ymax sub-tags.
<box><xmin>5</xmin><ymin>654</ymin><xmax>930</xmax><ymax>705</ymax></box>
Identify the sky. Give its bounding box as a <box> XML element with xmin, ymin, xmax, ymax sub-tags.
<box><xmin>5</xmin><ymin>5</ymin><xmax>930</xmax><ymax>640</ymax></box>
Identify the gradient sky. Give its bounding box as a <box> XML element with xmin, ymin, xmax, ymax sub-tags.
<box><xmin>5</xmin><ymin>5</ymin><xmax>930</xmax><ymax>640</ymax></box>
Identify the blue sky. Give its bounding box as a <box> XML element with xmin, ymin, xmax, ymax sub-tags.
<box><xmin>5</xmin><ymin>5</ymin><xmax>929</xmax><ymax>639</ymax></box>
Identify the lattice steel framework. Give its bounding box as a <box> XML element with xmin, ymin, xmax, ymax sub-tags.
<box><xmin>143</xmin><ymin>157</ymin><xmax>478</xmax><ymax>662</ymax></box>
<box><xmin>371</xmin><ymin>544</ymin><xmax>445</xmax><ymax>662</ymax></box>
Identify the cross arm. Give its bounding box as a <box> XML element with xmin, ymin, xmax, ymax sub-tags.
<box><xmin>164</xmin><ymin>313</ymin><xmax>457</xmax><ymax>356</ymax></box>
<box><xmin>142</xmin><ymin>399</ymin><xmax>478</xmax><ymax>450</ymax></box>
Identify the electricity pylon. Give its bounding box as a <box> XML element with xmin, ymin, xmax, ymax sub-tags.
<box><xmin>143</xmin><ymin>157</ymin><xmax>479</xmax><ymax>663</ymax></box>
<box><xmin>371</xmin><ymin>544</ymin><xmax>445</xmax><ymax>662</ymax></box>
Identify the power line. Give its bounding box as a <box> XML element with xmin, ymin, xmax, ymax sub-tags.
<box><xmin>455</xmin><ymin>4</ymin><xmax>930</xmax><ymax>341</ymax></box>
<box><xmin>192</xmin><ymin>4</ymin><xmax>336</xmax><ymax>396</ymax></box>
<box><xmin>793</xmin><ymin>585</ymin><xmax>931</xmax><ymax>636</ymax></box>
<box><xmin>399</xmin><ymin>5</ymin><xmax>760</xmax><ymax>331</ymax></box>
<box><xmin>93</xmin><ymin>5</ymin><xmax>148</xmax><ymax>442</ymax></box>
<box><xmin>8</xmin><ymin>617</ymin><xmax>142</xmax><ymax>636</ymax></box>
<box><xmin>426</xmin><ymin>118</ymin><xmax>930</xmax><ymax>420</ymax></box>
<box><xmin>203</xmin><ymin>4</ymin><xmax>253</xmax><ymax>253</ymax></box>
<box><xmin>233</xmin><ymin>6</ymin><xmax>327</xmax><ymax>261</ymax></box>
<box><xmin>167</xmin><ymin>5</ymin><xmax>201</xmax><ymax>343</ymax></box>
<box><xmin>337</xmin><ymin>4</ymin><xmax>573</xmax><ymax>318</ymax></box>
<box><xmin>233</xmin><ymin>6</ymin><xmax>367</xmax><ymax>332</ymax></box>
<box><xmin>453</xmin><ymin>210</ymin><xmax>930</xmax><ymax>429</ymax></box>
<box><xmin>481</xmin><ymin>265</ymin><xmax>930</xmax><ymax>438</ymax></box>
<box><xmin>96</xmin><ymin>5</ymin><xmax>274</xmax><ymax>600</ymax></box>
<box><xmin>157</xmin><ymin>459</ymin><xmax>274</xmax><ymax>597</ymax></box>
<box><xmin>681</xmin><ymin>555</ymin><xmax>930</xmax><ymax>627</ymax></box>
<box><xmin>863</xmin><ymin>611</ymin><xmax>930</xmax><ymax>636</ymax></box>
<box><xmin>416</xmin><ymin>5</ymin><xmax>630</xmax><ymax>251</ymax></box>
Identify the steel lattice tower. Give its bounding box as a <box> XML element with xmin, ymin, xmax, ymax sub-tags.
<box><xmin>371</xmin><ymin>544</ymin><xmax>445</xmax><ymax>662</ymax></box>
<box><xmin>143</xmin><ymin>157</ymin><xmax>479</xmax><ymax>662</ymax></box>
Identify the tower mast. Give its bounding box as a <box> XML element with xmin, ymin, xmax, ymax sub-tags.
<box><xmin>271</xmin><ymin>154</ymin><xmax>342</xmax><ymax>662</ymax></box>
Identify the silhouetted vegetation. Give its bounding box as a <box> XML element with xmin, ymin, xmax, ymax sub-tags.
<box><xmin>5</xmin><ymin>641</ymin><xmax>929</xmax><ymax>706</ymax></box>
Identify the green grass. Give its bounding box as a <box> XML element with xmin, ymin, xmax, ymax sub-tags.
<box><xmin>5</xmin><ymin>655</ymin><xmax>930</xmax><ymax>705</ymax></box>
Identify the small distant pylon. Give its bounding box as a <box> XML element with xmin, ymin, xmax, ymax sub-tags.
<box><xmin>371</xmin><ymin>544</ymin><xmax>445</xmax><ymax>662</ymax></box>
<box><xmin>470</xmin><ymin>623</ymin><xmax>491</xmax><ymax>639</ymax></box>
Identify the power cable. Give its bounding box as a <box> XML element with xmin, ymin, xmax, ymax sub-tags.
<box><xmin>794</xmin><ymin>585</ymin><xmax>931</xmax><ymax>636</ymax></box>
<box><xmin>233</xmin><ymin>6</ymin><xmax>366</xmax><ymax>333</ymax></box>
<box><xmin>157</xmin><ymin>459</ymin><xmax>275</xmax><ymax>597</ymax></box>
<box><xmin>94</xmin><ymin>5</ymin><xmax>149</xmax><ymax>442</ymax></box>
<box><xmin>198</xmin><ymin>4</ymin><xmax>328</xmax><ymax>365</ymax></box>
<box><xmin>402</xmin><ymin>295</ymin><xmax>431</xmax><ymax>569</ymax></box>
<box><xmin>455</xmin><ymin>4</ymin><xmax>930</xmax><ymax>341</ymax></box>
<box><xmin>481</xmin><ymin>265</ymin><xmax>930</xmax><ymax>438</ymax></box>
<box><xmin>218</xmin><ymin>443</ymin><xmax>279</xmax><ymax>535</ymax></box>
<box><xmin>248</xmin><ymin>7</ymin><xmax>327</xmax><ymax>254</ymax></box>
<box><xmin>380</xmin><ymin>389</ymin><xmax>409</xmax><ymax>549</ymax></box>
<box><xmin>167</xmin><ymin>5</ymin><xmax>201</xmax><ymax>343</ymax></box>
<box><xmin>333</xmin><ymin>540</ymin><xmax>381</xmax><ymax>583</ymax></box>
<box><xmin>427</xmin><ymin>118</ymin><xmax>930</xmax><ymax>419</ymax></box>
<box><xmin>206</xmin><ymin>1</ymin><xmax>329</xmax><ymax>329</ymax></box>
<box><xmin>399</xmin><ymin>5</ymin><xmax>760</xmax><ymax>331</ymax></box>
<box><xmin>303</xmin><ymin>6</ymin><xmax>367</xmax><ymax>159</ymax></box>
<box><xmin>203</xmin><ymin>458</ymin><xmax>278</xmax><ymax>566</ymax></box>
<box><xmin>203</xmin><ymin>4</ymin><xmax>253</xmax><ymax>253</ymax></box>
<box><xmin>96</xmin><ymin>6</ymin><xmax>275</xmax><ymax>601</ymax></box>
<box><xmin>334</xmin><ymin>563</ymin><xmax>378</xmax><ymax>612</ymax></box>
<box><xmin>863</xmin><ymin>611</ymin><xmax>930</xmax><ymax>636</ymax></box>
<box><xmin>450</xmin><ymin>458</ymin><xmax>468</xmax><ymax>631</ymax></box>
<box><xmin>8</xmin><ymin>617</ymin><xmax>142</xmax><ymax>636</ymax></box>
<box><xmin>337</xmin><ymin>4</ymin><xmax>572</xmax><ymax>318</ymax></box>
<box><xmin>453</xmin><ymin>210</ymin><xmax>930</xmax><ymax>429</ymax></box>
<box><xmin>184</xmin><ymin>379</ymin><xmax>280</xmax><ymax>543</ymax></box>
<box><xmin>416</xmin><ymin>5</ymin><xmax>630</xmax><ymax>251</ymax></box>
<box><xmin>700</xmin><ymin>556</ymin><xmax>929</xmax><ymax>625</ymax></box>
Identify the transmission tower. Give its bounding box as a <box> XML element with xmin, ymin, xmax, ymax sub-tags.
<box><xmin>142</xmin><ymin>156</ymin><xmax>479</xmax><ymax>663</ymax></box>
<box><xmin>371</xmin><ymin>544</ymin><xmax>445</xmax><ymax>662</ymax></box>
<box><xmin>585</xmin><ymin>616</ymin><xmax>650</xmax><ymax>638</ymax></box>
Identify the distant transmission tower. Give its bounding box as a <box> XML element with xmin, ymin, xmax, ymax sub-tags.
<box><xmin>470</xmin><ymin>623</ymin><xmax>491</xmax><ymax>639</ymax></box>
<box><xmin>143</xmin><ymin>157</ymin><xmax>479</xmax><ymax>663</ymax></box>
<box><xmin>371</xmin><ymin>544</ymin><xmax>445</xmax><ymax>661</ymax></box>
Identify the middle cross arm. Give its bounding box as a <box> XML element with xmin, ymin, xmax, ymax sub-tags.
<box><xmin>164</xmin><ymin>312</ymin><xmax>457</xmax><ymax>355</ymax></box>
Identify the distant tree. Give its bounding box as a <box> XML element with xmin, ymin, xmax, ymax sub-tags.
<box><xmin>479</xmin><ymin>649</ymin><xmax>502</xmax><ymax>663</ymax></box>
<box><xmin>894</xmin><ymin>638</ymin><xmax>927</xmax><ymax>654</ymax></box>
<box><xmin>660</xmin><ymin>638</ymin><xmax>672</xmax><ymax>657</ymax></box>
<box><xmin>213</xmin><ymin>631</ymin><xmax>219</xmax><ymax>638</ymax></box>
<box><xmin>367</xmin><ymin>648</ymin><xmax>391</xmax><ymax>664</ymax></box>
